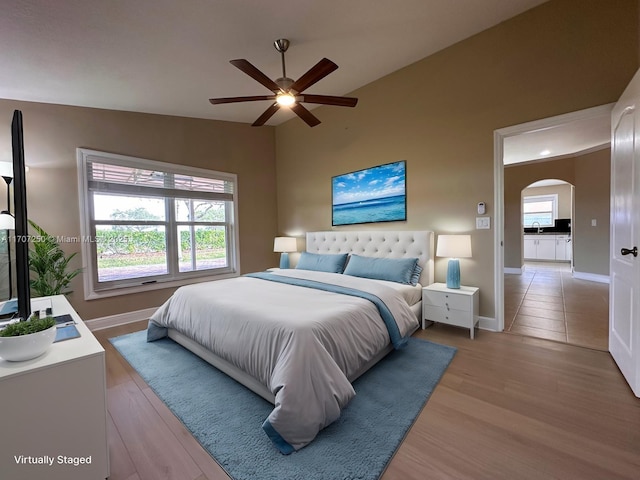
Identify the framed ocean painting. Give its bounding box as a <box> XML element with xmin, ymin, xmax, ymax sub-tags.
<box><xmin>332</xmin><ymin>160</ymin><xmax>407</xmax><ymax>226</ymax></box>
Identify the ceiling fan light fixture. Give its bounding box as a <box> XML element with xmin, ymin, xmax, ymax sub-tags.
<box><xmin>276</xmin><ymin>92</ymin><xmax>296</xmax><ymax>107</ymax></box>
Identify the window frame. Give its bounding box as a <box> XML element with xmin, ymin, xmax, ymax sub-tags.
<box><xmin>77</xmin><ymin>148</ymin><xmax>240</xmax><ymax>300</ymax></box>
<box><xmin>522</xmin><ymin>193</ymin><xmax>558</xmax><ymax>228</ymax></box>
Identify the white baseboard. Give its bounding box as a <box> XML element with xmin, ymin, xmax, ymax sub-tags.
<box><xmin>504</xmin><ymin>266</ymin><xmax>524</xmax><ymax>275</ymax></box>
<box><xmin>85</xmin><ymin>307</ymin><xmax>158</xmax><ymax>331</ymax></box>
<box><xmin>478</xmin><ymin>315</ymin><xmax>499</xmax><ymax>332</ymax></box>
<box><xmin>572</xmin><ymin>271</ymin><xmax>610</xmax><ymax>284</ymax></box>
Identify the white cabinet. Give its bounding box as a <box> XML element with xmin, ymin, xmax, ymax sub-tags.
<box><xmin>524</xmin><ymin>234</ymin><xmax>571</xmax><ymax>261</ymax></box>
<box><xmin>422</xmin><ymin>283</ymin><xmax>479</xmax><ymax>339</ymax></box>
<box><xmin>524</xmin><ymin>234</ymin><xmax>556</xmax><ymax>260</ymax></box>
<box><xmin>0</xmin><ymin>295</ymin><xmax>109</xmax><ymax>480</ymax></box>
<box><xmin>537</xmin><ymin>236</ymin><xmax>556</xmax><ymax>260</ymax></box>
<box><xmin>555</xmin><ymin>235</ymin><xmax>572</xmax><ymax>261</ymax></box>
<box><xmin>523</xmin><ymin>236</ymin><xmax>537</xmax><ymax>259</ymax></box>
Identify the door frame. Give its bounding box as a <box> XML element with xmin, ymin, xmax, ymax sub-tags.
<box><xmin>493</xmin><ymin>103</ymin><xmax>614</xmax><ymax>332</ymax></box>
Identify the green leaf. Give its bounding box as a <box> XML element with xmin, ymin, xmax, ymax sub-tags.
<box><xmin>27</xmin><ymin>220</ymin><xmax>84</xmax><ymax>296</ymax></box>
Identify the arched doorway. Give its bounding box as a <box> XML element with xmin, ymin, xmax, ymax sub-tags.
<box><xmin>503</xmin><ymin>178</ymin><xmax>608</xmax><ymax>350</ymax></box>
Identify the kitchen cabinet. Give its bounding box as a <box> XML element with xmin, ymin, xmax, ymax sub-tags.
<box><xmin>524</xmin><ymin>234</ymin><xmax>571</xmax><ymax>261</ymax></box>
<box><xmin>555</xmin><ymin>235</ymin><xmax>572</xmax><ymax>261</ymax></box>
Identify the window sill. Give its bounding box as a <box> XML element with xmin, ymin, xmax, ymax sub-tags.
<box><xmin>83</xmin><ymin>271</ymin><xmax>240</xmax><ymax>300</ymax></box>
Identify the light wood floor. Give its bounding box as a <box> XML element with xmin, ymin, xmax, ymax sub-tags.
<box><xmin>96</xmin><ymin>321</ymin><xmax>640</xmax><ymax>480</ymax></box>
<box><xmin>505</xmin><ymin>262</ymin><xmax>609</xmax><ymax>350</ymax></box>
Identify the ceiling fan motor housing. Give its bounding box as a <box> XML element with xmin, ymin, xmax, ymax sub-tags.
<box><xmin>276</xmin><ymin>77</ymin><xmax>294</xmax><ymax>92</ymax></box>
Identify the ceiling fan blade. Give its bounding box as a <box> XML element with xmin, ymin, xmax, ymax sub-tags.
<box><xmin>300</xmin><ymin>94</ymin><xmax>358</xmax><ymax>107</ymax></box>
<box><xmin>289</xmin><ymin>58</ymin><xmax>338</xmax><ymax>94</ymax></box>
<box><xmin>252</xmin><ymin>103</ymin><xmax>281</xmax><ymax>126</ymax></box>
<box><xmin>230</xmin><ymin>59</ymin><xmax>281</xmax><ymax>93</ymax></box>
<box><xmin>291</xmin><ymin>103</ymin><xmax>321</xmax><ymax>127</ymax></box>
<box><xmin>210</xmin><ymin>95</ymin><xmax>276</xmax><ymax>105</ymax></box>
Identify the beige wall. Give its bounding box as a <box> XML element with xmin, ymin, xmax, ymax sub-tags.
<box><xmin>0</xmin><ymin>100</ymin><xmax>278</xmax><ymax>319</ymax></box>
<box><xmin>275</xmin><ymin>0</ymin><xmax>638</xmax><ymax>319</ymax></box>
<box><xmin>574</xmin><ymin>148</ymin><xmax>611</xmax><ymax>276</ymax></box>
<box><xmin>504</xmin><ymin>147</ymin><xmax>610</xmax><ymax>276</ymax></box>
<box><xmin>522</xmin><ymin>183</ymin><xmax>573</xmax><ymax>221</ymax></box>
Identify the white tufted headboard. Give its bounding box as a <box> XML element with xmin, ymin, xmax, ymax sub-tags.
<box><xmin>305</xmin><ymin>231</ymin><xmax>435</xmax><ymax>286</ymax></box>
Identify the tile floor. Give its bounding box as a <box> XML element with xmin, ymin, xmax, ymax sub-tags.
<box><xmin>504</xmin><ymin>262</ymin><xmax>609</xmax><ymax>350</ymax></box>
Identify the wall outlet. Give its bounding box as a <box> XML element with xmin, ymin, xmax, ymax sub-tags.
<box><xmin>476</xmin><ymin>217</ymin><xmax>491</xmax><ymax>229</ymax></box>
<box><xmin>591</xmin><ymin>219</ymin><xmax>597</xmax><ymax>227</ymax></box>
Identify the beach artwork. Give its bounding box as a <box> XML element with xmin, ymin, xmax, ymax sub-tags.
<box><xmin>332</xmin><ymin>161</ymin><xmax>406</xmax><ymax>226</ymax></box>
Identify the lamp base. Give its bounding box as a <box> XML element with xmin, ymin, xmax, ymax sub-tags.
<box><xmin>446</xmin><ymin>258</ymin><xmax>461</xmax><ymax>289</ymax></box>
<box><xmin>279</xmin><ymin>252</ymin><xmax>290</xmax><ymax>269</ymax></box>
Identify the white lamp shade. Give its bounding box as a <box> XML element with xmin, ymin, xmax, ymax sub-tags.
<box><xmin>436</xmin><ymin>234</ymin><xmax>472</xmax><ymax>258</ymax></box>
<box><xmin>274</xmin><ymin>236</ymin><xmax>297</xmax><ymax>253</ymax></box>
<box><xmin>0</xmin><ymin>212</ymin><xmax>15</xmax><ymax>230</ymax></box>
<box><xmin>0</xmin><ymin>162</ymin><xmax>12</xmax><ymax>179</ymax></box>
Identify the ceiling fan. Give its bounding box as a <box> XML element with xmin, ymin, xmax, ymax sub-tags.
<box><xmin>209</xmin><ymin>39</ymin><xmax>358</xmax><ymax>127</ymax></box>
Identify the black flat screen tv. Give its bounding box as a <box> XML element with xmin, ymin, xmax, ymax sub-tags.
<box><xmin>11</xmin><ymin>110</ymin><xmax>30</xmax><ymax>321</ymax></box>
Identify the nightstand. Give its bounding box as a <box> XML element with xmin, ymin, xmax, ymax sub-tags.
<box><xmin>422</xmin><ymin>283</ymin><xmax>479</xmax><ymax>339</ymax></box>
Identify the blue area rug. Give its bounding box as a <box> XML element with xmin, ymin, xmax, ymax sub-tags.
<box><xmin>110</xmin><ymin>331</ymin><xmax>456</xmax><ymax>480</ymax></box>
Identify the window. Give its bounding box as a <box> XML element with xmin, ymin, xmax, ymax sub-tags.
<box><xmin>77</xmin><ymin>149</ymin><xmax>239</xmax><ymax>299</ymax></box>
<box><xmin>522</xmin><ymin>194</ymin><xmax>558</xmax><ymax>227</ymax></box>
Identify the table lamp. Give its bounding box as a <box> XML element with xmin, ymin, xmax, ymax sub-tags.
<box><xmin>436</xmin><ymin>234</ymin><xmax>472</xmax><ymax>289</ymax></box>
<box><xmin>274</xmin><ymin>237</ymin><xmax>297</xmax><ymax>269</ymax></box>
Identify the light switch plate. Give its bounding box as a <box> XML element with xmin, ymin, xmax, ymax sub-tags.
<box><xmin>476</xmin><ymin>217</ymin><xmax>491</xmax><ymax>229</ymax></box>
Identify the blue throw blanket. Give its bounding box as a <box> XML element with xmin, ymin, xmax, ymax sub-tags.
<box><xmin>245</xmin><ymin>272</ymin><xmax>408</xmax><ymax>349</ymax></box>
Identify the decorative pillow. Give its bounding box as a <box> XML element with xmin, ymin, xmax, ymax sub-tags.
<box><xmin>410</xmin><ymin>264</ymin><xmax>423</xmax><ymax>286</ymax></box>
<box><xmin>296</xmin><ymin>252</ymin><xmax>349</xmax><ymax>273</ymax></box>
<box><xmin>343</xmin><ymin>254</ymin><xmax>419</xmax><ymax>285</ymax></box>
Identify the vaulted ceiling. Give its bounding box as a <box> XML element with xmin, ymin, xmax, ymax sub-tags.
<box><xmin>1</xmin><ymin>0</ymin><xmax>547</xmax><ymax>126</ymax></box>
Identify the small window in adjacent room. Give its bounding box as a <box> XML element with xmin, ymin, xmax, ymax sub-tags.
<box><xmin>77</xmin><ymin>149</ymin><xmax>239</xmax><ymax>299</ymax></box>
<box><xmin>523</xmin><ymin>194</ymin><xmax>558</xmax><ymax>227</ymax></box>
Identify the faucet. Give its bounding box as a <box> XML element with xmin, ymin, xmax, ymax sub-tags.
<box><xmin>531</xmin><ymin>221</ymin><xmax>542</xmax><ymax>233</ymax></box>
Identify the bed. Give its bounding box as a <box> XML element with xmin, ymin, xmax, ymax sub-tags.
<box><xmin>147</xmin><ymin>230</ymin><xmax>434</xmax><ymax>453</ymax></box>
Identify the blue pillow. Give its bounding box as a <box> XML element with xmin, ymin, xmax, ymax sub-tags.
<box><xmin>343</xmin><ymin>254</ymin><xmax>419</xmax><ymax>285</ymax></box>
<box><xmin>296</xmin><ymin>252</ymin><xmax>349</xmax><ymax>273</ymax></box>
<box><xmin>410</xmin><ymin>264</ymin><xmax>423</xmax><ymax>286</ymax></box>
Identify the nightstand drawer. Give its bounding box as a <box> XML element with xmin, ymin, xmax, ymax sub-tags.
<box><xmin>422</xmin><ymin>290</ymin><xmax>471</xmax><ymax>311</ymax></box>
<box><xmin>423</xmin><ymin>305</ymin><xmax>470</xmax><ymax>328</ymax></box>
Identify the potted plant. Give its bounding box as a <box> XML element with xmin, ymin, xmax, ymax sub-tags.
<box><xmin>28</xmin><ymin>220</ymin><xmax>82</xmax><ymax>296</ymax></box>
<box><xmin>0</xmin><ymin>316</ymin><xmax>56</xmax><ymax>361</ymax></box>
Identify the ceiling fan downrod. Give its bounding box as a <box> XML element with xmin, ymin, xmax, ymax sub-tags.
<box><xmin>274</xmin><ymin>39</ymin><xmax>292</xmax><ymax>91</ymax></box>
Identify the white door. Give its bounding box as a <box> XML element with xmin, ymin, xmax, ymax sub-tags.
<box><xmin>610</xmin><ymin>69</ymin><xmax>640</xmax><ymax>397</ymax></box>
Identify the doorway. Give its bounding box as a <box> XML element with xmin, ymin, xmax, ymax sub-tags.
<box><xmin>493</xmin><ymin>104</ymin><xmax>613</xmax><ymax>349</ymax></box>
<box><xmin>504</xmin><ymin>261</ymin><xmax>609</xmax><ymax>350</ymax></box>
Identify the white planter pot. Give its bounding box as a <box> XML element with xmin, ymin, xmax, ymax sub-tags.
<box><xmin>0</xmin><ymin>324</ymin><xmax>57</xmax><ymax>361</ymax></box>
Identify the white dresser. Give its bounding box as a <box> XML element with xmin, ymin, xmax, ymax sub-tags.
<box><xmin>422</xmin><ymin>283</ymin><xmax>479</xmax><ymax>339</ymax></box>
<box><xmin>0</xmin><ymin>295</ymin><xmax>109</xmax><ymax>480</ymax></box>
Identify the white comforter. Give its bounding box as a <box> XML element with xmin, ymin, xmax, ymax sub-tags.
<box><xmin>148</xmin><ymin>269</ymin><xmax>418</xmax><ymax>453</ymax></box>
